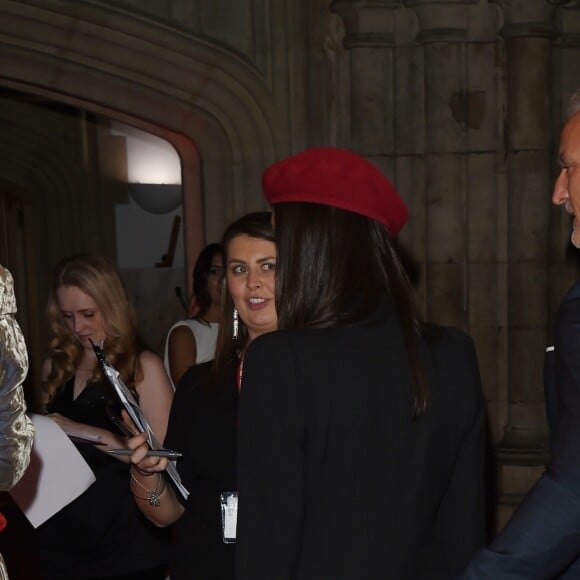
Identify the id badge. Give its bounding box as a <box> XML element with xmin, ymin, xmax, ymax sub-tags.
<box><xmin>220</xmin><ymin>491</ymin><xmax>238</xmax><ymax>544</ymax></box>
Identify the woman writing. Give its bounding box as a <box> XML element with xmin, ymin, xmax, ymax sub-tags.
<box><xmin>126</xmin><ymin>212</ymin><xmax>277</xmax><ymax>580</ymax></box>
<box><xmin>236</xmin><ymin>148</ymin><xmax>486</xmax><ymax>580</ymax></box>
<box><xmin>163</xmin><ymin>242</ymin><xmax>222</xmax><ymax>389</ymax></box>
<box><xmin>37</xmin><ymin>254</ymin><xmax>173</xmax><ymax>580</ymax></box>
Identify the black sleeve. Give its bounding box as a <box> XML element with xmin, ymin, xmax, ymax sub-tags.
<box><xmin>164</xmin><ymin>362</ymin><xmax>211</xmax><ymax>504</ymax></box>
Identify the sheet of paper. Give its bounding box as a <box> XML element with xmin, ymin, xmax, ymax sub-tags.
<box><xmin>9</xmin><ymin>414</ymin><xmax>96</xmax><ymax>528</ymax></box>
<box><xmin>93</xmin><ymin>344</ymin><xmax>189</xmax><ymax>500</ymax></box>
<box><xmin>65</xmin><ymin>430</ymin><xmax>102</xmax><ymax>444</ymax></box>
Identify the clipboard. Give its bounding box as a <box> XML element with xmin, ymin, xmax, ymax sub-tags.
<box><xmin>91</xmin><ymin>341</ymin><xmax>189</xmax><ymax>500</ymax></box>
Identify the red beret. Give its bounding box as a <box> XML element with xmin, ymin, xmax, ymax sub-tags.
<box><xmin>262</xmin><ymin>147</ymin><xmax>408</xmax><ymax>235</ymax></box>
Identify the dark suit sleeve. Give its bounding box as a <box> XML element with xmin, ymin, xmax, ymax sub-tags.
<box><xmin>461</xmin><ymin>292</ymin><xmax>580</xmax><ymax>579</ymax></box>
<box><xmin>236</xmin><ymin>335</ymin><xmax>306</xmax><ymax>580</ymax></box>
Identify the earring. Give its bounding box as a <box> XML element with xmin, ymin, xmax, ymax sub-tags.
<box><xmin>233</xmin><ymin>308</ymin><xmax>239</xmax><ymax>340</ymax></box>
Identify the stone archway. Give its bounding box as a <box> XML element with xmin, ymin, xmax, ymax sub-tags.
<box><xmin>0</xmin><ymin>0</ymin><xmax>280</xmax><ymax>270</ymax></box>
<box><xmin>0</xmin><ymin>1</ymin><xmax>283</xmax><ymax>397</ymax></box>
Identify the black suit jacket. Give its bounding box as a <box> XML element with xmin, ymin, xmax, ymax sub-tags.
<box><xmin>236</xmin><ymin>304</ymin><xmax>485</xmax><ymax>580</ymax></box>
<box><xmin>461</xmin><ymin>280</ymin><xmax>580</xmax><ymax>579</ymax></box>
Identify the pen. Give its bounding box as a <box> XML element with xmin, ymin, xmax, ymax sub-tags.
<box><xmin>108</xmin><ymin>448</ymin><xmax>182</xmax><ymax>458</ymax></box>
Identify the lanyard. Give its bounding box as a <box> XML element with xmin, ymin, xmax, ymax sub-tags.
<box><xmin>236</xmin><ymin>352</ymin><xmax>244</xmax><ymax>392</ymax></box>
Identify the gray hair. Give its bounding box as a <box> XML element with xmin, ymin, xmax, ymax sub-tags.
<box><xmin>567</xmin><ymin>89</ymin><xmax>580</xmax><ymax>119</ymax></box>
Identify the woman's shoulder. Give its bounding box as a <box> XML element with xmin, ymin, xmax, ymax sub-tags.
<box><xmin>138</xmin><ymin>348</ymin><xmax>164</xmax><ymax>368</ymax></box>
<box><xmin>245</xmin><ymin>329</ymin><xmax>347</xmax><ymax>375</ymax></box>
<box><xmin>246</xmin><ymin>329</ymin><xmax>298</xmax><ymax>356</ymax></box>
<box><xmin>167</xmin><ymin>319</ymin><xmax>217</xmax><ymax>340</ymax></box>
<box><xmin>167</xmin><ymin>319</ymin><xmax>197</xmax><ymax>338</ymax></box>
<box><xmin>170</xmin><ymin>360</ymin><xmax>231</xmax><ymax>410</ymax></box>
<box><xmin>175</xmin><ymin>360</ymin><xmax>214</xmax><ymax>392</ymax></box>
<box><xmin>247</xmin><ymin>324</ymin><xmax>362</xmax><ymax>357</ymax></box>
<box><xmin>137</xmin><ymin>349</ymin><xmax>173</xmax><ymax>389</ymax></box>
<box><xmin>422</xmin><ymin>324</ymin><xmax>483</xmax><ymax>405</ymax></box>
<box><xmin>249</xmin><ymin>317</ymin><xmax>392</xmax><ymax>351</ymax></box>
<box><xmin>422</xmin><ymin>324</ymin><xmax>477</xmax><ymax>361</ymax></box>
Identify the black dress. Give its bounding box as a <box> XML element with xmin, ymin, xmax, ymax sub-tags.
<box><xmin>164</xmin><ymin>359</ymin><xmax>238</xmax><ymax>580</ymax></box>
<box><xmin>36</xmin><ymin>378</ymin><xmax>170</xmax><ymax>580</ymax></box>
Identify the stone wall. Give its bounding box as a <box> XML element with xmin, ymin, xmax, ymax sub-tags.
<box><xmin>1</xmin><ymin>0</ymin><xmax>580</xmax><ymax>531</ymax></box>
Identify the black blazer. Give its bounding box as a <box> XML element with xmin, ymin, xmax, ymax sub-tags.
<box><xmin>461</xmin><ymin>280</ymin><xmax>580</xmax><ymax>579</ymax></box>
<box><xmin>237</xmin><ymin>304</ymin><xmax>486</xmax><ymax>580</ymax></box>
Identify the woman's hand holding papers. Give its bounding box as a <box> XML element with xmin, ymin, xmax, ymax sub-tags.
<box><xmin>121</xmin><ymin>410</ymin><xmax>185</xmax><ymax>526</ymax></box>
<box><xmin>48</xmin><ymin>412</ymin><xmax>131</xmax><ymax>460</ymax></box>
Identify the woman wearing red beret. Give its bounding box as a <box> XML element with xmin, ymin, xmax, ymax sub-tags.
<box><xmin>236</xmin><ymin>147</ymin><xmax>486</xmax><ymax>580</ymax></box>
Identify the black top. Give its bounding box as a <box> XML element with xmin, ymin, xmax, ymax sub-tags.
<box><xmin>237</xmin><ymin>305</ymin><xmax>486</xmax><ymax>580</ymax></box>
<box><xmin>37</xmin><ymin>378</ymin><xmax>169</xmax><ymax>579</ymax></box>
<box><xmin>165</xmin><ymin>359</ymin><xmax>238</xmax><ymax>580</ymax></box>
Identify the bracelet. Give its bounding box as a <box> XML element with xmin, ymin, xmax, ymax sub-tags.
<box><xmin>130</xmin><ymin>470</ymin><xmax>165</xmax><ymax>506</ymax></box>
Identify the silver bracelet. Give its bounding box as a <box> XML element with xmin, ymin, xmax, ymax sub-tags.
<box><xmin>130</xmin><ymin>469</ymin><xmax>164</xmax><ymax>506</ymax></box>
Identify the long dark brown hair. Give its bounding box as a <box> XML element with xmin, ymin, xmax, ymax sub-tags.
<box><xmin>191</xmin><ymin>242</ymin><xmax>222</xmax><ymax>323</ymax></box>
<box><xmin>273</xmin><ymin>202</ymin><xmax>428</xmax><ymax>417</ymax></box>
<box><xmin>211</xmin><ymin>212</ymin><xmax>275</xmax><ymax>380</ymax></box>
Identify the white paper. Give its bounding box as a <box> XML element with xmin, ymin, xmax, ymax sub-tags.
<box><xmin>65</xmin><ymin>430</ymin><xmax>102</xmax><ymax>444</ymax></box>
<box><xmin>9</xmin><ymin>414</ymin><xmax>96</xmax><ymax>528</ymax></box>
<box><xmin>97</xmin><ymin>356</ymin><xmax>189</xmax><ymax>499</ymax></box>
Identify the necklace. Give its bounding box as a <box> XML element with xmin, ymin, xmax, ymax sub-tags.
<box><xmin>236</xmin><ymin>351</ymin><xmax>245</xmax><ymax>392</ymax></box>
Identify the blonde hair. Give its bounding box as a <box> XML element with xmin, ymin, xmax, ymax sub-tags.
<box><xmin>43</xmin><ymin>254</ymin><xmax>142</xmax><ymax>408</ymax></box>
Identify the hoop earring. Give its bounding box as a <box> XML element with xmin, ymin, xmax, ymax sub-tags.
<box><xmin>232</xmin><ymin>308</ymin><xmax>239</xmax><ymax>340</ymax></box>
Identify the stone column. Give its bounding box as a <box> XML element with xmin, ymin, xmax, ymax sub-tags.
<box><xmin>330</xmin><ymin>0</ymin><xmax>400</xmax><ymax>175</ymax></box>
<box><xmin>403</xmin><ymin>0</ymin><xmax>507</xmax><ymax>447</ymax></box>
<box><xmin>403</xmin><ymin>0</ymin><xmax>478</xmax><ymax>329</ymax></box>
<box><xmin>490</xmin><ymin>0</ymin><xmax>558</xmax><ymax>530</ymax></box>
<box><xmin>493</xmin><ymin>0</ymin><xmax>557</xmax><ymax>455</ymax></box>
